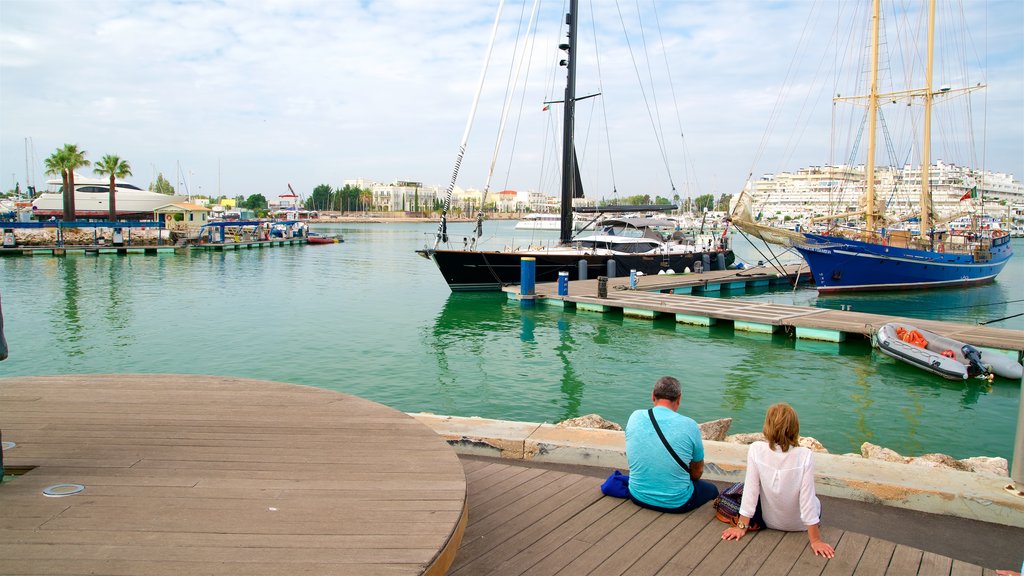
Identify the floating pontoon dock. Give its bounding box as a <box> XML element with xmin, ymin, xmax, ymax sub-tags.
<box><xmin>504</xmin><ymin>265</ymin><xmax>1024</xmax><ymax>356</ymax></box>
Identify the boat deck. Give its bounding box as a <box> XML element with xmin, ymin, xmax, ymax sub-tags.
<box><xmin>452</xmin><ymin>457</ymin><xmax>1014</xmax><ymax>575</ymax></box>
<box><xmin>505</xmin><ymin>266</ymin><xmax>1024</xmax><ymax>353</ymax></box>
<box><xmin>0</xmin><ymin>375</ymin><xmax>467</xmax><ymax>576</ymax></box>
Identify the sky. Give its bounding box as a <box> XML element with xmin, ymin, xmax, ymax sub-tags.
<box><xmin>1</xmin><ymin>0</ymin><xmax>1021</xmax><ymax>203</ymax></box>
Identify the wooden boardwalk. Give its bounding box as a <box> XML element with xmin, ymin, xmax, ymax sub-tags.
<box><xmin>0</xmin><ymin>375</ymin><xmax>467</xmax><ymax>576</ymax></box>
<box><xmin>452</xmin><ymin>457</ymin><xmax>1004</xmax><ymax>576</ymax></box>
<box><xmin>509</xmin><ymin>267</ymin><xmax>1024</xmax><ymax>353</ymax></box>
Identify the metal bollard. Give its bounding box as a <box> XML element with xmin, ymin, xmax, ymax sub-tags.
<box><xmin>629</xmin><ymin>269</ymin><xmax>637</xmax><ymax>289</ymax></box>
<box><xmin>520</xmin><ymin>257</ymin><xmax>536</xmax><ymax>296</ymax></box>
<box><xmin>607</xmin><ymin>259</ymin><xmax>617</xmax><ymax>278</ymax></box>
<box><xmin>557</xmin><ymin>271</ymin><xmax>569</xmax><ymax>296</ymax></box>
<box><xmin>578</xmin><ymin>259</ymin><xmax>588</xmax><ymax>281</ymax></box>
<box><xmin>597</xmin><ymin>276</ymin><xmax>608</xmax><ymax>298</ymax></box>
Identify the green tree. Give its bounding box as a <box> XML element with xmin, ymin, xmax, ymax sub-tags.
<box><xmin>654</xmin><ymin>196</ymin><xmax>671</xmax><ymax>205</ymax></box>
<box><xmin>44</xmin><ymin>148</ymin><xmax>70</xmax><ymax>218</ymax></box>
<box><xmin>716</xmin><ymin>193</ymin><xmax>733</xmax><ymax>213</ymax></box>
<box><xmin>693</xmin><ymin>193</ymin><xmax>715</xmax><ymax>212</ymax></box>
<box><xmin>45</xmin><ymin>144</ymin><xmax>90</xmax><ymax>220</ymax></box>
<box><xmin>308</xmin><ymin>184</ymin><xmax>333</xmax><ymax>211</ymax></box>
<box><xmin>244</xmin><ymin>194</ymin><xmax>267</xmax><ymax>210</ymax></box>
<box><xmin>93</xmin><ymin>154</ymin><xmax>132</xmax><ymax>221</ymax></box>
<box><xmin>150</xmin><ymin>173</ymin><xmax>176</xmax><ymax>195</ymax></box>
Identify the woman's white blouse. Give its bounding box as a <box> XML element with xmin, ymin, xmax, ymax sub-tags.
<box><xmin>738</xmin><ymin>441</ymin><xmax>821</xmax><ymax>531</ymax></box>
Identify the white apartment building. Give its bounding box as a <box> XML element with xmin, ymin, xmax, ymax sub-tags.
<box><xmin>748</xmin><ymin>161</ymin><xmax>1024</xmax><ymax>222</ymax></box>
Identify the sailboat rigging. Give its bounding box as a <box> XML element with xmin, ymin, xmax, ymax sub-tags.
<box><xmin>730</xmin><ymin>0</ymin><xmax>1012</xmax><ymax>293</ymax></box>
<box><xmin>417</xmin><ymin>0</ymin><xmax>734</xmax><ymax>292</ymax></box>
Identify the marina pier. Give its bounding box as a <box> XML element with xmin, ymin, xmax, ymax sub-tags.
<box><xmin>505</xmin><ymin>265</ymin><xmax>1024</xmax><ymax>357</ymax></box>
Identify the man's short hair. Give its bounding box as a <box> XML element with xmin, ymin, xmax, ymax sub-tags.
<box><xmin>652</xmin><ymin>376</ymin><xmax>681</xmax><ymax>401</ymax></box>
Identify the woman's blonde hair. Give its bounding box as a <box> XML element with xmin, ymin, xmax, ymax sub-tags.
<box><xmin>762</xmin><ymin>403</ymin><xmax>800</xmax><ymax>452</ymax></box>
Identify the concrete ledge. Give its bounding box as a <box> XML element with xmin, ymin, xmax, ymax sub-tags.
<box><xmin>735</xmin><ymin>320</ymin><xmax>779</xmax><ymax>334</ymax></box>
<box><xmin>676</xmin><ymin>313</ymin><xmax>716</xmax><ymax>326</ymax></box>
<box><xmin>410</xmin><ymin>413</ymin><xmax>1024</xmax><ymax>528</ymax></box>
<box><xmin>796</xmin><ymin>326</ymin><xmax>846</xmax><ymax>343</ymax></box>
<box><xmin>624</xmin><ymin>307</ymin><xmax>659</xmax><ymax>319</ymax></box>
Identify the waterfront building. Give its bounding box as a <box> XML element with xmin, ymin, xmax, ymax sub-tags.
<box><xmin>154</xmin><ymin>202</ymin><xmax>211</xmax><ymax>235</ymax></box>
<box><xmin>747</xmin><ymin>162</ymin><xmax>1024</xmax><ymax>224</ymax></box>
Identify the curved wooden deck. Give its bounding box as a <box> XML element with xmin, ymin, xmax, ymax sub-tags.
<box><xmin>0</xmin><ymin>375</ymin><xmax>467</xmax><ymax>576</ymax></box>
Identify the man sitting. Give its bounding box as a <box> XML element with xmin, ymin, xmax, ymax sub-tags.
<box><xmin>625</xmin><ymin>376</ymin><xmax>719</xmax><ymax>513</ymax></box>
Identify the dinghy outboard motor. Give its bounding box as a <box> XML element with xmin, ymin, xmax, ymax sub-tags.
<box><xmin>961</xmin><ymin>344</ymin><xmax>986</xmax><ymax>378</ymax></box>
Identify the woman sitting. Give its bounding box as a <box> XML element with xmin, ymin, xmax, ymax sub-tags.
<box><xmin>721</xmin><ymin>403</ymin><xmax>835</xmax><ymax>559</ymax></box>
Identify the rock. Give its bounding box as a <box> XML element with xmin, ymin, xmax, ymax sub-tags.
<box><xmin>556</xmin><ymin>414</ymin><xmax>622</xmax><ymax>431</ymax></box>
<box><xmin>725</xmin><ymin>432</ymin><xmax>765</xmax><ymax>445</ymax></box>
<box><xmin>860</xmin><ymin>442</ymin><xmax>910</xmax><ymax>463</ymax></box>
<box><xmin>698</xmin><ymin>418</ymin><xmax>732</xmax><ymax>441</ymax></box>
<box><xmin>959</xmin><ymin>456</ymin><xmax>1009</xmax><ymax>477</ymax></box>
<box><xmin>908</xmin><ymin>453</ymin><xmax>971</xmax><ymax>471</ymax></box>
<box><xmin>799</xmin><ymin>436</ymin><xmax>829</xmax><ymax>453</ymax></box>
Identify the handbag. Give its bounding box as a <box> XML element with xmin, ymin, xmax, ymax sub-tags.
<box><xmin>601</xmin><ymin>470</ymin><xmax>630</xmax><ymax>498</ymax></box>
<box><xmin>713</xmin><ymin>482</ymin><xmax>760</xmax><ymax>530</ymax></box>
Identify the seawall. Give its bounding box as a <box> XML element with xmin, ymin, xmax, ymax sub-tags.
<box><xmin>410</xmin><ymin>413</ymin><xmax>1024</xmax><ymax>529</ymax></box>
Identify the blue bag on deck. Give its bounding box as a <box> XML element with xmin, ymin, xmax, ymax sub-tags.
<box><xmin>600</xmin><ymin>470</ymin><xmax>630</xmax><ymax>498</ymax></box>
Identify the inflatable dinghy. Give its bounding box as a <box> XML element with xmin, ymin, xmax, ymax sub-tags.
<box><xmin>876</xmin><ymin>323</ymin><xmax>1023</xmax><ymax>381</ymax></box>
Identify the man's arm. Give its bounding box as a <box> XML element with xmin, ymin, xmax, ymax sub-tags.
<box><xmin>690</xmin><ymin>459</ymin><xmax>704</xmax><ymax>480</ymax></box>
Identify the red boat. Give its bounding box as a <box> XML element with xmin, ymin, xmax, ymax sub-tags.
<box><xmin>307</xmin><ymin>233</ymin><xmax>342</xmax><ymax>245</ymax></box>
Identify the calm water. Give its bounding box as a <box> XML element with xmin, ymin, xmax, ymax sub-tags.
<box><xmin>1</xmin><ymin>221</ymin><xmax>1021</xmax><ymax>462</ymax></box>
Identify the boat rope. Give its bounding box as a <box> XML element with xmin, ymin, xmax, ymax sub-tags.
<box><xmin>978</xmin><ymin>312</ymin><xmax>1024</xmax><ymax>326</ymax></box>
<box><xmin>433</xmin><ymin>0</ymin><xmax>505</xmax><ymax>250</ymax></box>
<box><xmin>614</xmin><ymin>1</ymin><xmax>674</xmax><ymax>190</ymax></box>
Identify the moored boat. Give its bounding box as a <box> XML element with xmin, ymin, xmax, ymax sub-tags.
<box><xmin>730</xmin><ymin>0</ymin><xmax>1013</xmax><ymax>292</ymax></box>
<box><xmin>876</xmin><ymin>322</ymin><xmax>1023</xmax><ymax>381</ymax></box>
<box><xmin>307</xmin><ymin>232</ymin><xmax>342</xmax><ymax>244</ymax></box>
<box><xmin>418</xmin><ymin>0</ymin><xmax>733</xmax><ymax>291</ymax></box>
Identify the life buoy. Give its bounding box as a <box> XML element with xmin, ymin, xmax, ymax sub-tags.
<box><xmin>937</xmin><ymin>243</ymin><xmax>945</xmax><ymax>253</ymax></box>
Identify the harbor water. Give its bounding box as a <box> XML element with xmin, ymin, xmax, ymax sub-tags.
<box><xmin>1</xmin><ymin>221</ymin><xmax>1021</xmax><ymax>463</ymax></box>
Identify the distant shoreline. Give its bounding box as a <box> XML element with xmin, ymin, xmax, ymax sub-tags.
<box><xmin>307</xmin><ymin>214</ymin><xmax>520</xmax><ymax>224</ymax></box>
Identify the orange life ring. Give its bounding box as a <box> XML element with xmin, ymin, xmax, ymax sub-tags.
<box><xmin>937</xmin><ymin>243</ymin><xmax>945</xmax><ymax>253</ymax></box>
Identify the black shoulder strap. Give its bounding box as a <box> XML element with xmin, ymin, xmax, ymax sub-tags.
<box><xmin>648</xmin><ymin>408</ymin><xmax>690</xmax><ymax>473</ymax></box>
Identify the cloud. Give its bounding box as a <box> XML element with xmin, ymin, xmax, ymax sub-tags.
<box><xmin>2</xmin><ymin>0</ymin><xmax>1021</xmax><ymax>200</ymax></box>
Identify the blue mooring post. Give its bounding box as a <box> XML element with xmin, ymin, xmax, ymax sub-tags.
<box><xmin>520</xmin><ymin>257</ymin><xmax>536</xmax><ymax>297</ymax></box>
<box><xmin>557</xmin><ymin>271</ymin><xmax>569</xmax><ymax>296</ymax></box>
<box><xmin>629</xmin><ymin>269</ymin><xmax>637</xmax><ymax>289</ymax></box>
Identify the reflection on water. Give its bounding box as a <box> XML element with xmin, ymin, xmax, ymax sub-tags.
<box><xmin>55</xmin><ymin>259</ymin><xmax>84</xmax><ymax>357</ymax></box>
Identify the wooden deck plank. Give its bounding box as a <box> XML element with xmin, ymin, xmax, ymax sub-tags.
<box><xmin>585</xmin><ymin>510</ymin><xmax>689</xmax><ymax>576</ymax></box>
<box><xmin>750</xmin><ymin>530</ymin><xmax>810</xmax><ymax>576</ymax></box>
<box><xmin>821</xmin><ymin>530</ymin><xmax>869</xmax><ymax>576</ymax></box>
<box><xmin>551</xmin><ymin>504</ymin><xmax>659</xmax><ymax>575</ymax></box>
<box><xmin>654</xmin><ymin>514</ymin><xmax>735</xmax><ymax>575</ymax></box>
<box><xmin>853</xmin><ymin>539</ymin><xmax>898</xmax><ymax>576</ymax></box>
<box><xmin>950</xmin><ymin>561</ymin><xmax>985</xmax><ymax>576</ymax></box>
<box><xmin>885</xmin><ymin>544</ymin><xmax>924</xmax><ymax>575</ymax></box>
<box><xmin>454</xmin><ymin>473</ymin><xmax>596</xmax><ymax>568</ymax></box>
<box><xmin>487</xmin><ymin>490</ymin><xmax>625</xmax><ymax>576</ymax></box>
<box><xmin>918</xmin><ymin>551</ymin><xmax>954</xmax><ymax>576</ymax></box>
<box><xmin>0</xmin><ymin>375</ymin><xmax>467</xmax><ymax>576</ymax></box>
<box><xmin>720</xmin><ymin>530</ymin><xmax>787</xmax><ymax>576</ymax></box>
<box><xmin>621</xmin><ymin>510</ymin><xmax>716</xmax><ymax>576</ymax></box>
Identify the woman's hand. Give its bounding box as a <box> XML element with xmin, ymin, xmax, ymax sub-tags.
<box><xmin>811</xmin><ymin>540</ymin><xmax>835</xmax><ymax>558</ymax></box>
<box><xmin>721</xmin><ymin>526</ymin><xmax>747</xmax><ymax>541</ymax></box>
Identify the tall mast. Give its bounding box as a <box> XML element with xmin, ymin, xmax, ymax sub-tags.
<box><xmin>865</xmin><ymin>0</ymin><xmax>881</xmax><ymax>234</ymax></box>
<box><xmin>559</xmin><ymin>0</ymin><xmax>578</xmax><ymax>244</ymax></box>
<box><xmin>921</xmin><ymin>0</ymin><xmax>936</xmax><ymax>242</ymax></box>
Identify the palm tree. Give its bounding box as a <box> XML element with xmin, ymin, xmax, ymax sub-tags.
<box><xmin>46</xmin><ymin>144</ymin><xmax>89</xmax><ymax>221</ymax></box>
<box><xmin>44</xmin><ymin>148</ymin><xmax>71</xmax><ymax>220</ymax></box>
<box><xmin>93</xmin><ymin>155</ymin><xmax>132</xmax><ymax>221</ymax></box>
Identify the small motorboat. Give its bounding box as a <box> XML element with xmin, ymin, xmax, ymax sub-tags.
<box><xmin>306</xmin><ymin>232</ymin><xmax>343</xmax><ymax>245</ymax></box>
<box><xmin>876</xmin><ymin>322</ymin><xmax>1023</xmax><ymax>381</ymax></box>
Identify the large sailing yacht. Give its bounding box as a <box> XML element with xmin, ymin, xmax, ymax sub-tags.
<box><xmin>417</xmin><ymin>0</ymin><xmax>734</xmax><ymax>292</ymax></box>
<box><xmin>731</xmin><ymin>0</ymin><xmax>1012</xmax><ymax>293</ymax></box>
